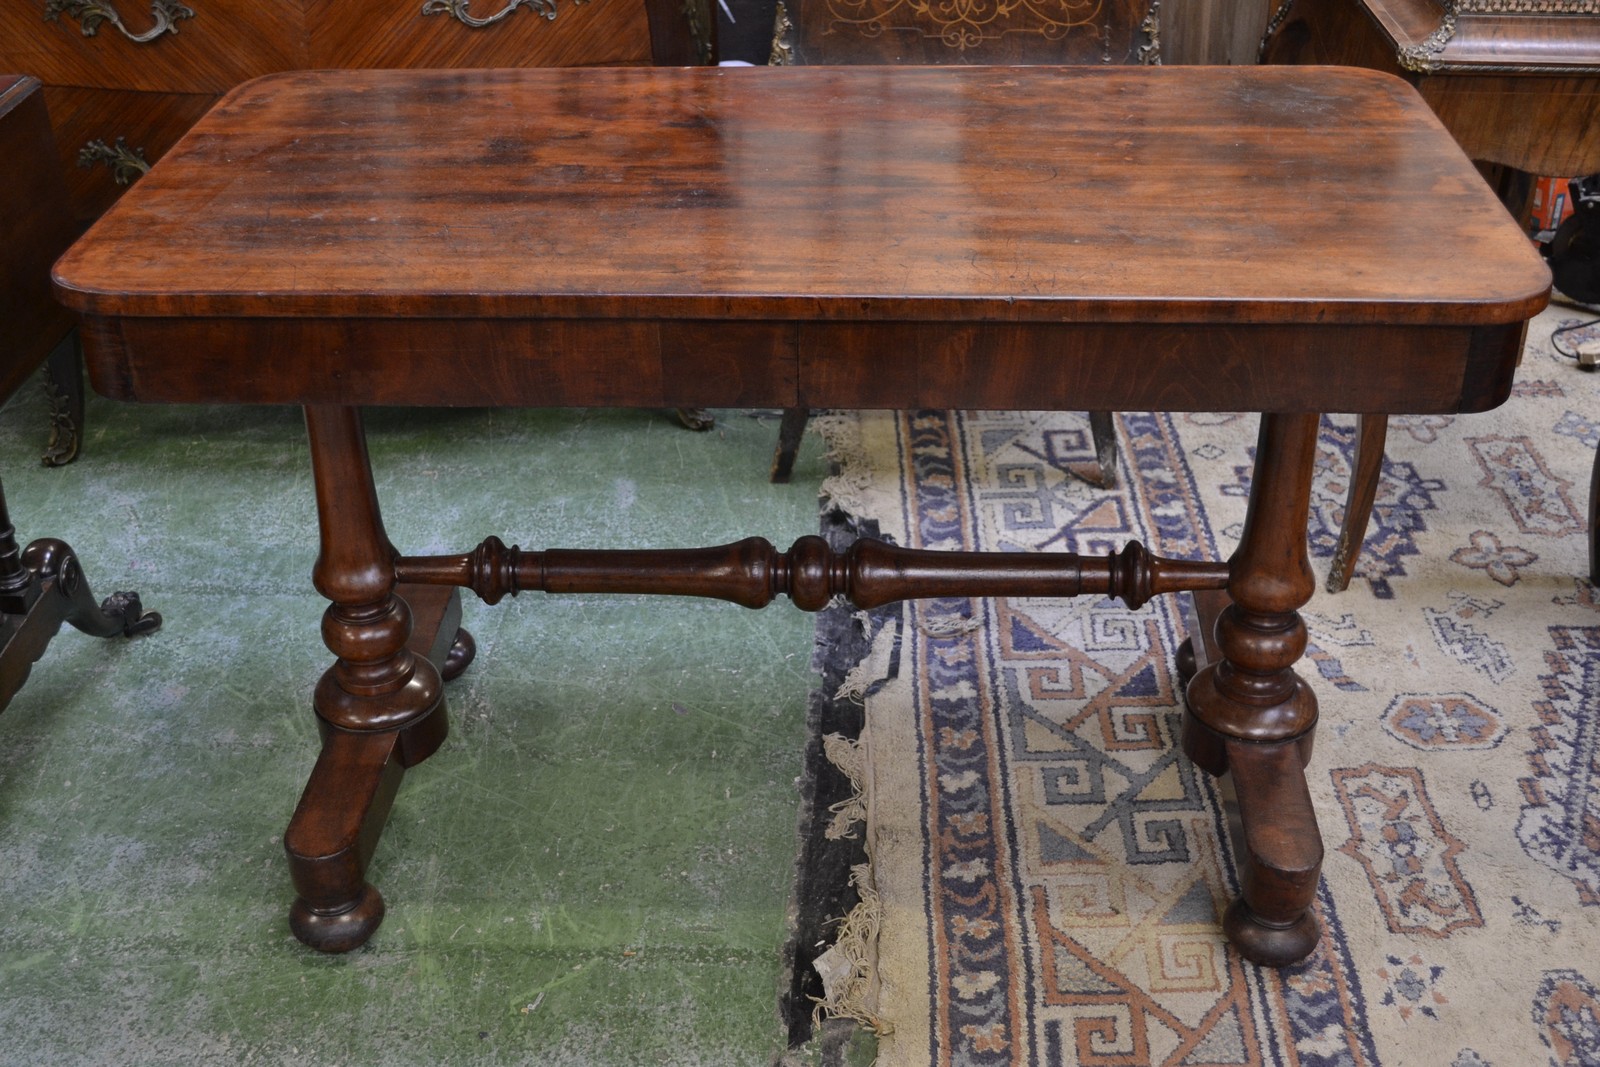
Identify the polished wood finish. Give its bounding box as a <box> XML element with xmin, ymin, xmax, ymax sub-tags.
<box><xmin>41</xmin><ymin>85</ymin><xmax>218</xmax><ymax>224</ymax></box>
<box><xmin>53</xmin><ymin>66</ymin><xmax>1548</xmax><ymax>964</ymax></box>
<box><xmin>57</xmin><ymin>68</ymin><xmax>1546</xmax><ymax>327</ymax></box>
<box><xmin>393</xmin><ymin>535</ymin><xmax>1232</xmax><ymax>610</ymax></box>
<box><xmin>766</xmin><ymin>0</ymin><xmax>1150</xmax><ymax>487</ymax></box>
<box><xmin>1263</xmin><ymin>0</ymin><xmax>1600</xmax><ymax>591</ymax></box>
<box><xmin>1168</xmin><ymin>0</ymin><xmax>1279</xmax><ymax>65</ymax></box>
<box><xmin>13</xmin><ymin>1</ymin><xmax>300</xmax><ymax>94</ymax></box>
<box><xmin>0</xmin><ymin>75</ymin><xmax>159</xmax><ymax>722</ymax></box>
<box><xmin>284</xmin><ymin>405</ymin><xmax>449</xmax><ymax>951</ymax></box>
<box><xmin>305</xmin><ymin>0</ymin><xmax>652</xmax><ymax>72</ymax></box>
<box><xmin>1182</xmin><ymin>414</ymin><xmax>1322</xmax><ymax>963</ymax></box>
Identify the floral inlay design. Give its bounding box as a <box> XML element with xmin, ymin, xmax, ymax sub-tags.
<box><xmin>823</xmin><ymin>0</ymin><xmax>1105</xmax><ymax>52</ymax></box>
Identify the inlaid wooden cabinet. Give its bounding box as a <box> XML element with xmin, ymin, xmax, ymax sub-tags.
<box><xmin>0</xmin><ymin>0</ymin><xmax>696</xmax><ymax>224</ymax></box>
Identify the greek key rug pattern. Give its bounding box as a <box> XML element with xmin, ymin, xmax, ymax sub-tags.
<box><xmin>839</xmin><ymin>307</ymin><xmax>1600</xmax><ymax>1067</ymax></box>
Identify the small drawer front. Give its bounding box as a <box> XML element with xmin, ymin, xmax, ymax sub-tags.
<box><xmin>43</xmin><ymin>84</ymin><xmax>215</xmax><ymax>223</ymax></box>
<box><xmin>307</xmin><ymin>0</ymin><xmax>651</xmax><ymax>70</ymax></box>
<box><xmin>3</xmin><ymin>1</ymin><xmax>304</xmax><ymax>94</ymax></box>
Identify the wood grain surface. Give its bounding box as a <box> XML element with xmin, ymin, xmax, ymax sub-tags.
<box><xmin>53</xmin><ymin>65</ymin><xmax>1549</xmax><ymax>327</ymax></box>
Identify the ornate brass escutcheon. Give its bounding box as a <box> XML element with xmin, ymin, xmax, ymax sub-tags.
<box><xmin>77</xmin><ymin>136</ymin><xmax>151</xmax><ymax>185</ymax></box>
<box><xmin>420</xmin><ymin>0</ymin><xmax>572</xmax><ymax>27</ymax></box>
<box><xmin>44</xmin><ymin>0</ymin><xmax>193</xmax><ymax>42</ymax></box>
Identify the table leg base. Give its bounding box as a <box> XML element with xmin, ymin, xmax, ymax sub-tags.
<box><xmin>285</xmin><ymin>585</ymin><xmax>461</xmax><ymax>953</ymax></box>
<box><xmin>1223</xmin><ymin>896</ymin><xmax>1320</xmax><ymax>968</ymax></box>
<box><xmin>442</xmin><ymin>627</ymin><xmax>475</xmax><ymax>682</ymax></box>
<box><xmin>289</xmin><ymin>879</ymin><xmax>387</xmax><ymax>955</ymax></box>
<box><xmin>1222</xmin><ymin>733</ymin><xmax>1324</xmax><ymax>966</ymax></box>
<box><xmin>285</xmin><ymin>718</ymin><xmax>417</xmax><ymax>953</ymax></box>
<box><xmin>1178</xmin><ymin>590</ymin><xmax>1323</xmax><ymax>967</ymax></box>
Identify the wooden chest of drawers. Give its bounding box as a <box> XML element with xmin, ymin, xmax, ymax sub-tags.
<box><xmin>0</xmin><ymin>74</ymin><xmax>74</xmax><ymax>400</ymax></box>
<box><xmin>1</xmin><ymin>0</ymin><xmax>686</xmax><ymax>224</ymax></box>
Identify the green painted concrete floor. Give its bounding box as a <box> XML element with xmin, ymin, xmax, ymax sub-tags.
<box><xmin>0</xmin><ymin>385</ymin><xmax>830</xmax><ymax>1065</ymax></box>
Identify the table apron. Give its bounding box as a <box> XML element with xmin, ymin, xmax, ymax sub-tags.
<box><xmin>79</xmin><ymin>314</ymin><xmax>1524</xmax><ymax>414</ymax></box>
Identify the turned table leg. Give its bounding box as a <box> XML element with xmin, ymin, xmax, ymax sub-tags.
<box><xmin>1182</xmin><ymin>412</ymin><xmax>1324</xmax><ymax>966</ymax></box>
<box><xmin>284</xmin><ymin>405</ymin><xmax>462</xmax><ymax>953</ymax></box>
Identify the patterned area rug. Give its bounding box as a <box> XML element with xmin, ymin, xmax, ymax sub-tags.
<box><xmin>819</xmin><ymin>305</ymin><xmax>1600</xmax><ymax>1067</ymax></box>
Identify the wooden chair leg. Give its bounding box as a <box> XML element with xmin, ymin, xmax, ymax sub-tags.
<box><xmin>1589</xmin><ymin>442</ymin><xmax>1599</xmax><ymax>586</ymax></box>
<box><xmin>1087</xmin><ymin>411</ymin><xmax>1118</xmax><ymax>489</ymax></box>
<box><xmin>1327</xmin><ymin>414</ymin><xmax>1387</xmax><ymax>593</ymax></box>
<box><xmin>771</xmin><ymin>406</ymin><xmax>811</xmax><ymax>484</ymax></box>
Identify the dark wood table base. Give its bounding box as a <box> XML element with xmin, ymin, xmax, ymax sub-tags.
<box><xmin>286</xmin><ymin>404</ymin><xmax>1324</xmax><ymax>965</ymax></box>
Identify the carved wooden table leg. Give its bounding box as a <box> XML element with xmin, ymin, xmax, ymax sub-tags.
<box><xmin>284</xmin><ymin>405</ymin><xmax>451</xmax><ymax>953</ymax></box>
<box><xmin>1182</xmin><ymin>412</ymin><xmax>1323</xmax><ymax>966</ymax></box>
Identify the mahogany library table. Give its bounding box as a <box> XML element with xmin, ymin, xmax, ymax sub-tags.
<box><xmin>52</xmin><ymin>65</ymin><xmax>1549</xmax><ymax>967</ymax></box>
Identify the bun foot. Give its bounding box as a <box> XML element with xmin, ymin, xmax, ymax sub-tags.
<box><xmin>1223</xmin><ymin>896</ymin><xmax>1319</xmax><ymax>967</ymax></box>
<box><xmin>442</xmin><ymin>627</ymin><xmax>476</xmax><ymax>682</ymax></box>
<box><xmin>289</xmin><ymin>881</ymin><xmax>385</xmax><ymax>953</ymax></box>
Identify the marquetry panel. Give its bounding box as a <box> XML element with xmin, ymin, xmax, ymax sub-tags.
<box><xmin>3</xmin><ymin>0</ymin><xmax>676</xmax><ymax>225</ymax></box>
<box><xmin>306</xmin><ymin>0</ymin><xmax>652</xmax><ymax>71</ymax></box>
<box><xmin>777</xmin><ymin>0</ymin><xmax>1158</xmax><ymax>65</ymax></box>
<box><xmin>42</xmin><ymin>84</ymin><xmax>215</xmax><ymax>223</ymax></box>
<box><xmin>5</xmin><ymin>1</ymin><xmax>306</xmax><ymax>94</ymax></box>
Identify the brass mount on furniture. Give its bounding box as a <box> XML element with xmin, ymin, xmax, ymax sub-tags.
<box><xmin>44</xmin><ymin>0</ymin><xmax>193</xmax><ymax>43</ymax></box>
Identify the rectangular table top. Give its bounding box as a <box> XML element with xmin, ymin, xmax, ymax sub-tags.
<box><xmin>53</xmin><ymin>65</ymin><xmax>1548</xmax><ymax>328</ymax></box>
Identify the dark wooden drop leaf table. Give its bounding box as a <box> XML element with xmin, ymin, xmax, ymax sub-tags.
<box><xmin>51</xmin><ymin>65</ymin><xmax>1550</xmax><ymax>966</ymax></box>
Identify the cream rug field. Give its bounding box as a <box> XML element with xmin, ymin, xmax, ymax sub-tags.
<box><xmin>818</xmin><ymin>305</ymin><xmax>1600</xmax><ymax>1067</ymax></box>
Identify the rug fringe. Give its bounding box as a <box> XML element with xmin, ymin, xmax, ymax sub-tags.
<box><xmin>812</xmin><ymin>730</ymin><xmax>891</xmax><ymax>1036</ymax></box>
<box><xmin>821</xmin><ymin>732</ymin><xmax>867</xmax><ymax>840</ymax></box>
<box><xmin>810</xmin><ymin>862</ymin><xmax>890</xmax><ymax>1036</ymax></box>
<box><xmin>814</xmin><ymin>413</ymin><xmax>878</xmax><ymax>520</ymax></box>
<box><xmin>835</xmin><ymin>610</ymin><xmax>899</xmax><ymax>703</ymax></box>
<box><xmin>809</xmin><ymin>412</ymin><xmax>899</xmax><ymax>1045</ymax></box>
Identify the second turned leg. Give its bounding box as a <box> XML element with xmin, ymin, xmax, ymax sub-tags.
<box><xmin>1182</xmin><ymin>412</ymin><xmax>1324</xmax><ymax>966</ymax></box>
<box><xmin>284</xmin><ymin>406</ymin><xmax>451</xmax><ymax>953</ymax></box>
